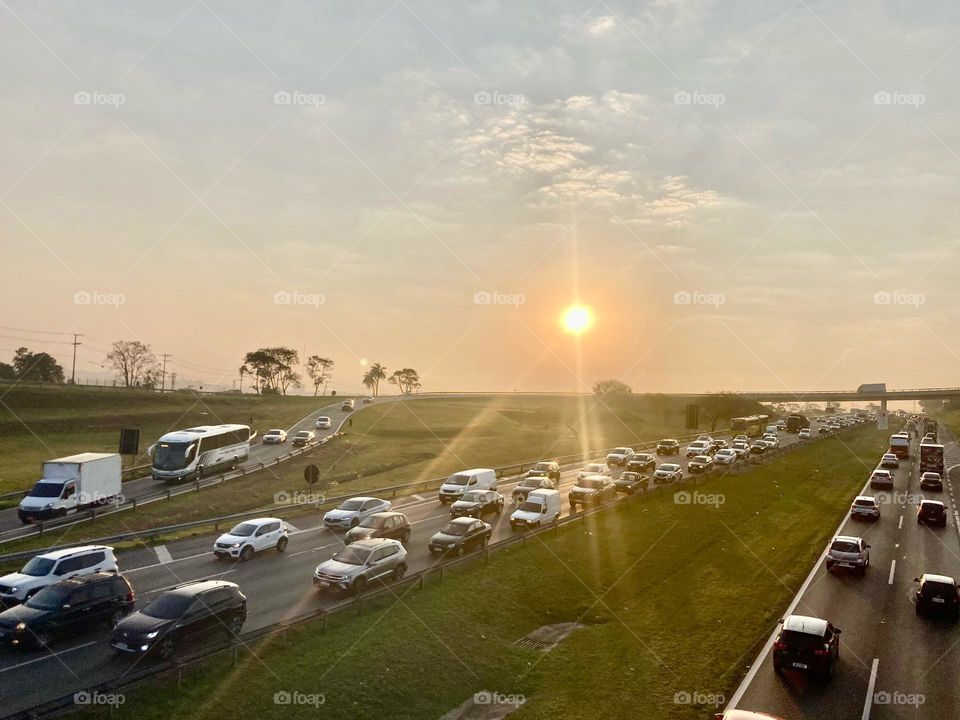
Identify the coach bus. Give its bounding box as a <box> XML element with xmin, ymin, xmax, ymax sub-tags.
<box><xmin>730</xmin><ymin>415</ymin><xmax>769</xmax><ymax>438</ymax></box>
<box><xmin>150</xmin><ymin>424</ymin><xmax>252</xmax><ymax>483</ymax></box>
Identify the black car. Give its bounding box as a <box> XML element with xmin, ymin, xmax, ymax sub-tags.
<box><xmin>917</xmin><ymin>501</ymin><xmax>947</xmax><ymax>527</ymax></box>
<box><xmin>428</xmin><ymin>518</ymin><xmax>492</xmax><ymax>555</ymax></box>
<box><xmin>111</xmin><ymin>580</ymin><xmax>246</xmax><ymax>659</ymax></box>
<box><xmin>614</xmin><ymin>471</ymin><xmax>648</xmax><ymax>495</ymax></box>
<box><xmin>524</xmin><ymin>461</ymin><xmax>560</xmax><ymax>482</ymax></box>
<box><xmin>772</xmin><ymin>614</ymin><xmax>841</xmax><ymax>680</ymax></box>
<box><xmin>656</xmin><ymin>439</ymin><xmax>680</xmax><ymax>455</ymax></box>
<box><xmin>512</xmin><ymin>475</ymin><xmax>555</xmax><ymax>503</ymax></box>
<box><xmin>627</xmin><ymin>454</ymin><xmax>656</xmax><ymax>473</ymax></box>
<box><xmin>914</xmin><ymin>574</ymin><xmax>960</xmax><ymax>620</ymax></box>
<box><xmin>920</xmin><ymin>473</ymin><xmax>943</xmax><ymax>492</ymax></box>
<box><xmin>344</xmin><ymin>511</ymin><xmax>412</xmax><ymax>545</ymax></box>
<box><xmin>450</xmin><ymin>490</ymin><xmax>504</xmax><ymax>519</ymax></box>
<box><xmin>0</xmin><ymin>573</ymin><xmax>134</xmax><ymax>649</ymax></box>
<box><xmin>569</xmin><ymin>476</ymin><xmax>616</xmax><ymax>509</ymax></box>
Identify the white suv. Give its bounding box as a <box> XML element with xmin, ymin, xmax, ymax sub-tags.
<box><xmin>606</xmin><ymin>447</ymin><xmax>635</xmax><ymax>466</ymax></box>
<box><xmin>0</xmin><ymin>545</ymin><xmax>118</xmax><ymax>607</ymax></box>
<box><xmin>214</xmin><ymin>517</ymin><xmax>289</xmax><ymax>561</ymax></box>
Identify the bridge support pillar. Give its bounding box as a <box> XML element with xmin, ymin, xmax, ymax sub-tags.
<box><xmin>880</xmin><ymin>399</ymin><xmax>888</xmax><ymax>412</ymax></box>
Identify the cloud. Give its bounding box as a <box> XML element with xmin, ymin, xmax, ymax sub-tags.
<box><xmin>587</xmin><ymin>16</ymin><xmax>617</xmax><ymax>36</ymax></box>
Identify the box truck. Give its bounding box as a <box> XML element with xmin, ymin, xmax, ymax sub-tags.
<box><xmin>18</xmin><ymin>453</ymin><xmax>122</xmax><ymax>524</ymax></box>
<box><xmin>919</xmin><ymin>444</ymin><xmax>945</xmax><ymax>477</ymax></box>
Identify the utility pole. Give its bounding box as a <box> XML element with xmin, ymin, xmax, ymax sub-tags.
<box><xmin>160</xmin><ymin>354</ymin><xmax>171</xmax><ymax>392</ymax></box>
<box><xmin>239</xmin><ymin>367</ymin><xmax>246</xmax><ymax>393</ymax></box>
<box><xmin>70</xmin><ymin>334</ymin><xmax>82</xmax><ymax>384</ymax></box>
<box><xmin>170</xmin><ymin>372</ymin><xmax>177</xmax><ymax>391</ymax></box>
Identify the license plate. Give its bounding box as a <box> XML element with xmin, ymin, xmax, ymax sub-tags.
<box><xmin>933</xmin><ymin>597</ymin><xmax>945</xmax><ymax>604</ymax></box>
<box><xmin>115</xmin><ymin>642</ymin><xmax>128</xmax><ymax>650</ymax></box>
<box><xmin>838</xmin><ymin>562</ymin><xmax>853</xmax><ymax>567</ymax></box>
<box><xmin>792</xmin><ymin>662</ymin><xmax>808</xmax><ymax>669</ymax></box>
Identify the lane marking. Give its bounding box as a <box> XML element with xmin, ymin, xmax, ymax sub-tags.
<box><xmin>888</xmin><ymin>559</ymin><xmax>896</xmax><ymax>585</ymax></box>
<box><xmin>154</xmin><ymin>544</ymin><xmax>173</xmax><ymax>564</ymax></box>
<box><xmin>283</xmin><ymin>521</ymin><xmax>299</xmax><ymax>532</ymax></box>
<box><xmin>898</xmin><ymin>515</ymin><xmax>903</xmax><ymax>530</ymax></box>
<box><xmin>411</xmin><ymin>494</ymin><xmax>425</xmax><ymax>502</ymax></box>
<box><xmin>0</xmin><ymin>641</ymin><xmax>98</xmax><ymax>674</ymax></box>
<box><xmin>862</xmin><ymin>658</ymin><xmax>879</xmax><ymax>720</ymax></box>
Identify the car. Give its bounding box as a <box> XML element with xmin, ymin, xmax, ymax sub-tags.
<box><xmin>772</xmin><ymin>614</ymin><xmax>841</xmax><ymax>680</ymax></box>
<box><xmin>776</xmin><ymin>420</ymin><xmax>787</xmax><ymax>430</ymax></box>
<box><xmin>262</xmin><ymin>428</ymin><xmax>287</xmax><ymax>444</ymax></box>
<box><xmin>818</xmin><ymin>426</ymin><xmax>831</xmax><ymax>435</ymax></box>
<box><xmin>213</xmin><ymin>518</ymin><xmax>289</xmax><ymax>560</ymax></box>
<box><xmin>428</xmin><ymin>518</ymin><xmax>492</xmax><ymax>555</ymax></box>
<box><xmin>798</xmin><ymin>428</ymin><xmax>812</xmax><ymax>440</ymax></box>
<box><xmin>341</xmin><ymin>399</ymin><xmax>355</xmax><ymax>411</ymax></box>
<box><xmin>523</xmin><ymin>461</ymin><xmax>561</xmax><ymax>482</ymax></box>
<box><xmin>0</xmin><ymin>572</ymin><xmax>134</xmax><ymax>649</ymax></box>
<box><xmin>0</xmin><ymin>546</ymin><xmax>119</xmax><ymax>608</ymax></box>
<box><xmin>920</xmin><ymin>472</ymin><xmax>943</xmax><ymax>492</ymax></box>
<box><xmin>761</xmin><ymin>434</ymin><xmax>779</xmax><ymax>449</ymax></box>
<box><xmin>362</xmin><ymin>397</ymin><xmax>374</xmax><ymax>404</ymax></box>
<box><xmin>315</xmin><ymin>416</ymin><xmax>332</xmax><ymax>429</ymax></box>
<box><xmin>314</xmin><ymin>538</ymin><xmax>408</xmax><ymax>593</ymax></box>
<box><xmin>918</xmin><ymin>500</ymin><xmax>947</xmax><ymax>527</ymax></box>
<box><xmin>850</xmin><ymin>495</ymin><xmax>880</xmax><ymax>521</ymax></box>
<box><xmin>710</xmin><ymin>439</ymin><xmax>728</xmax><ymax>451</ymax></box>
<box><xmin>614</xmin><ymin>471</ymin><xmax>648</xmax><ymax>494</ymax></box>
<box><xmin>653</xmin><ymin>463</ymin><xmax>683</xmax><ymax>483</ymax></box>
<box><xmin>880</xmin><ymin>453</ymin><xmax>899</xmax><ymax>468</ymax></box>
<box><xmin>913</xmin><ymin>574</ymin><xmax>960</xmax><ymax>619</ymax></box>
<box><xmin>291</xmin><ymin>430</ymin><xmax>315</xmax><ymax>447</ymax></box>
<box><xmin>869</xmin><ymin>469</ymin><xmax>894</xmax><ymax>490</ymax></box>
<box><xmin>450</xmin><ymin>490</ymin><xmax>504</xmax><ymax>518</ymax></box>
<box><xmin>512</xmin><ymin>475</ymin><xmax>556</xmax><ymax>503</ymax></box>
<box><xmin>733</xmin><ymin>434</ymin><xmax>749</xmax><ymax>443</ymax></box>
<box><xmin>323</xmin><ymin>497</ymin><xmax>393</xmax><ymax>529</ymax></box>
<box><xmin>345</xmin><ymin>511</ymin><xmax>411</xmax><ymax>545</ymax></box>
<box><xmin>696</xmin><ymin>435</ymin><xmax>714</xmax><ymax>443</ymax></box>
<box><xmin>731</xmin><ymin>441</ymin><xmax>751</xmax><ymax>458</ymax></box>
<box><xmin>627</xmin><ymin>453</ymin><xmax>657</xmax><ymax>473</ymax></box>
<box><xmin>111</xmin><ymin>580</ymin><xmax>246</xmax><ymax>658</ymax></box>
<box><xmin>749</xmin><ymin>441</ymin><xmax>767</xmax><ymax>455</ymax></box>
<box><xmin>688</xmin><ymin>455</ymin><xmax>714</xmax><ymax>474</ymax></box>
<box><xmin>569</xmin><ymin>475</ymin><xmax>616</xmax><ymax>508</ymax></box>
<box><xmin>825</xmin><ymin>536</ymin><xmax>870</xmax><ymax>575</ymax></box>
<box><xmin>714</xmin><ymin>448</ymin><xmax>738</xmax><ymax>465</ymax></box>
<box><xmin>606</xmin><ymin>446</ymin><xmax>635</xmax><ymax>466</ymax></box>
<box><xmin>714</xmin><ymin>711</ymin><xmax>786</xmax><ymax>720</ymax></box>
<box><xmin>510</xmin><ymin>489</ymin><xmax>561</xmax><ymax>529</ymax></box>
<box><xmin>656</xmin><ymin>438</ymin><xmax>680</xmax><ymax>455</ymax></box>
<box><xmin>685</xmin><ymin>440</ymin><xmax>714</xmax><ymax>459</ymax></box>
<box><xmin>438</xmin><ymin>468</ymin><xmax>498</xmax><ymax>504</ymax></box>
<box><xmin>577</xmin><ymin>462</ymin><xmax>609</xmax><ymax>480</ymax></box>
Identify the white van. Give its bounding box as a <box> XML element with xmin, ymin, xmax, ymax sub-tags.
<box><xmin>438</xmin><ymin>468</ymin><xmax>497</xmax><ymax>504</ymax></box>
<box><xmin>765</xmin><ymin>424</ymin><xmax>779</xmax><ymax>436</ymax></box>
<box><xmin>510</xmin><ymin>489</ymin><xmax>561</xmax><ymax>530</ymax></box>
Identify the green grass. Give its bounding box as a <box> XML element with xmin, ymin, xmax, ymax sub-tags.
<box><xmin>90</xmin><ymin>426</ymin><xmax>887</xmax><ymax>720</ymax></box>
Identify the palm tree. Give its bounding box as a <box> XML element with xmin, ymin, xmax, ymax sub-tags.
<box><xmin>362</xmin><ymin>369</ymin><xmax>375</xmax><ymax>394</ymax></box>
<box><xmin>367</xmin><ymin>363</ymin><xmax>387</xmax><ymax>396</ymax></box>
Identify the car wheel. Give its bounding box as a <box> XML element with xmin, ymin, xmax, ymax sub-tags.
<box><xmin>157</xmin><ymin>637</ymin><xmax>177</xmax><ymax>659</ymax></box>
<box><xmin>227</xmin><ymin>614</ymin><xmax>244</xmax><ymax>635</ymax></box>
<box><xmin>352</xmin><ymin>577</ymin><xmax>367</xmax><ymax>595</ymax></box>
<box><xmin>480</xmin><ymin>535</ymin><xmax>489</xmax><ymax>548</ymax></box>
<box><xmin>496</xmin><ymin>502</ymin><xmax>503</xmax><ymax>514</ymax></box>
<box><xmin>276</xmin><ymin>536</ymin><xmax>289</xmax><ymax>553</ymax></box>
<box><xmin>915</xmin><ymin>602</ymin><xmax>922</xmax><ymax>616</ymax></box>
<box><xmin>393</xmin><ymin>563</ymin><xmax>407</xmax><ymax>581</ymax></box>
<box><xmin>240</xmin><ymin>546</ymin><xmax>254</xmax><ymax>562</ymax></box>
<box><xmin>401</xmin><ymin>530</ymin><xmax>411</xmax><ymax>544</ymax></box>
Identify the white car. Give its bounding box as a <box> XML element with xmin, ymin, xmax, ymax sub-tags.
<box><xmin>0</xmin><ymin>546</ymin><xmax>118</xmax><ymax>607</ymax></box>
<box><xmin>731</xmin><ymin>441</ymin><xmax>751</xmax><ymax>458</ymax></box>
<box><xmin>653</xmin><ymin>463</ymin><xmax>683</xmax><ymax>483</ymax></box>
<box><xmin>762</xmin><ymin>434</ymin><xmax>779</xmax><ymax>449</ymax></box>
<box><xmin>606</xmin><ymin>447</ymin><xmax>635</xmax><ymax>467</ymax></box>
<box><xmin>577</xmin><ymin>462</ymin><xmax>609</xmax><ymax>480</ymax></box>
<box><xmin>323</xmin><ymin>497</ymin><xmax>393</xmax><ymax>529</ymax></box>
<box><xmin>850</xmin><ymin>495</ymin><xmax>880</xmax><ymax>521</ymax></box>
<box><xmin>733</xmin><ymin>435</ymin><xmax>749</xmax><ymax>444</ymax></box>
<box><xmin>685</xmin><ymin>440</ymin><xmax>713</xmax><ymax>458</ymax></box>
<box><xmin>262</xmin><ymin>429</ymin><xmax>287</xmax><ymax>444</ymax></box>
<box><xmin>214</xmin><ymin>518</ymin><xmax>289</xmax><ymax>561</ymax></box>
<box><xmin>315</xmin><ymin>416</ymin><xmax>332</xmax><ymax>429</ymax></box>
<box><xmin>714</xmin><ymin>448</ymin><xmax>738</xmax><ymax>465</ymax></box>
<box><xmin>798</xmin><ymin>428</ymin><xmax>812</xmax><ymax>440</ymax></box>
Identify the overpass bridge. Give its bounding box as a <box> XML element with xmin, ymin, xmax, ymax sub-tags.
<box><xmin>688</xmin><ymin>386</ymin><xmax>960</xmax><ymax>409</ymax></box>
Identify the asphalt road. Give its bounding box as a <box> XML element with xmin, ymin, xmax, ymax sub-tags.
<box><xmin>0</xmin><ymin>422</ymin><xmax>831</xmax><ymax>716</ymax></box>
<box><xmin>729</xmin><ymin>427</ymin><xmax>960</xmax><ymax>720</ymax></box>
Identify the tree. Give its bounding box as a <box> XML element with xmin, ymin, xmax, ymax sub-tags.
<box><xmin>367</xmin><ymin>363</ymin><xmax>387</xmax><ymax>396</ymax></box>
<box><xmin>105</xmin><ymin>341</ymin><xmax>160</xmax><ymax>388</ymax></box>
<box><xmin>362</xmin><ymin>369</ymin><xmax>375</xmax><ymax>394</ymax></box>
<box><xmin>0</xmin><ymin>361</ymin><xmax>17</xmax><ymax>380</ymax></box>
<box><xmin>12</xmin><ymin>347</ymin><xmax>65</xmax><ymax>383</ymax></box>
<box><xmin>699</xmin><ymin>393</ymin><xmax>759</xmax><ymax>432</ymax></box>
<box><xmin>240</xmin><ymin>347</ymin><xmax>300</xmax><ymax>395</ymax></box>
<box><xmin>593</xmin><ymin>379</ymin><xmax>632</xmax><ymax>397</ymax></box>
<box><xmin>305</xmin><ymin>356</ymin><xmax>335</xmax><ymax>396</ymax></box>
<box><xmin>388</xmin><ymin>368</ymin><xmax>421</xmax><ymax>395</ymax></box>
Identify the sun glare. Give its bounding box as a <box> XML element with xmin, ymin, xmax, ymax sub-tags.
<box><xmin>562</xmin><ymin>304</ymin><xmax>593</xmax><ymax>335</ymax></box>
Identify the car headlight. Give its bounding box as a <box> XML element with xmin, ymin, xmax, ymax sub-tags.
<box><xmin>8</xmin><ymin>587</ymin><xmax>17</xmax><ymax>594</ymax></box>
<box><xmin>231</xmin><ymin>543</ymin><xmax>240</xmax><ymax>548</ymax></box>
<box><xmin>43</xmin><ymin>503</ymin><xmax>54</xmax><ymax>509</ymax></box>
<box><xmin>14</xmin><ymin>622</ymin><xmax>26</xmax><ymax>631</ymax></box>
<box><xmin>145</xmin><ymin>630</ymin><xmax>160</xmax><ymax>639</ymax></box>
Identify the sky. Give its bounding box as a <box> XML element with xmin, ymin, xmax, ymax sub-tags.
<box><xmin>1</xmin><ymin>0</ymin><xmax>959</xmax><ymax>395</ymax></box>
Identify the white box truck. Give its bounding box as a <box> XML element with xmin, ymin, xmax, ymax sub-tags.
<box><xmin>18</xmin><ymin>453</ymin><xmax>122</xmax><ymax>524</ymax></box>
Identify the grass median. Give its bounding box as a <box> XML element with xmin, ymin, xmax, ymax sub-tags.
<box><xmin>88</xmin><ymin>426</ymin><xmax>888</xmax><ymax>720</ymax></box>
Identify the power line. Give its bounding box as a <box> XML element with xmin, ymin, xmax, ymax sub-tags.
<box><xmin>0</xmin><ymin>324</ymin><xmax>76</xmax><ymax>336</ymax></box>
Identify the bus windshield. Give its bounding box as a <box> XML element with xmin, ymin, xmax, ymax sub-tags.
<box><xmin>153</xmin><ymin>441</ymin><xmax>197</xmax><ymax>470</ymax></box>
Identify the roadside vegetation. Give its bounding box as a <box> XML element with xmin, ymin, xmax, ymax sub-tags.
<box><xmin>91</xmin><ymin>426</ymin><xmax>888</xmax><ymax>720</ymax></box>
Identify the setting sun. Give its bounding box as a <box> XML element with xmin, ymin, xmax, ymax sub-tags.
<box><xmin>562</xmin><ymin>304</ymin><xmax>593</xmax><ymax>335</ymax></box>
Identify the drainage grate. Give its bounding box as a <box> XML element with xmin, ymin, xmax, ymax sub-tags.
<box><xmin>514</xmin><ymin>637</ymin><xmax>556</xmax><ymax>652</ymax></box>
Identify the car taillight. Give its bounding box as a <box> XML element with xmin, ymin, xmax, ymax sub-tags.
<box><xmin>774</xmin><ymin>641</ymin><xmax>786</xmax><ymax>650</ymax></box>
<box><xmin>814</xmin><ymin>647</ymin><xmax>830</xmax><ymax>656</ymax></box>
<box><xmin>127</xmin><ymin>590</ymin><xmax>135</xmax><ymax>602</ymax></box>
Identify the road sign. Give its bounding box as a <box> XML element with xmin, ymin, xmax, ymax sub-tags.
<box><xmin>304</xmin><ymin>464</ymin><xmax>319</xmax><ymax>486</ymax></box>
<box><xmin>877</xmin><ymin>410</ymin><xmax>889</xmax><ymax>430</ymax></box>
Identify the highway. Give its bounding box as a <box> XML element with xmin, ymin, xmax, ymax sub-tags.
<box><xmin>0</xmin><ymin>423</ymin><xmax>826</xmax><ymax>716</ymax></box>
<box><xmin>729</xmin><ymin>425</ymin><xmax>960</xmax><ymax>719</ymax></box>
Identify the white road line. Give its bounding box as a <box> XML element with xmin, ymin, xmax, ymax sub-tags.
<box><xmin>284</xmin><ymin>521</ymin><xmax>299</xmax><ymax>532</ymax></box>
<box><xmin>862</xmin><ymin>658</ymin><xmax>879</xmax><ymax>720</ymax></box>
<box><xmin>888</xmin><ymin>559</ymin><xmax>896</xmax><ymax>585</ymax></box>
<box><xmin>898</xmin><ymin>515</ymin><xmax>903</xmax><ymax>530</ymax></box>
<box><xmin>0</xmin><ymin>641</ymin><xmax>98</xmax><ymax>674</ymax></box>
<box><xmin>411</xmin><ymin>494</ymin><xmax>425</xmax><ymax>501</ymax></box>
<box><xmin>154</xmin><ymin>544</ymin><xmax>173</xmax><ymax>564</ymax></box>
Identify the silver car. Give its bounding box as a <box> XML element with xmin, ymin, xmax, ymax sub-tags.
<box><xmin>323</xmin><ymin>497</ymin><xmax>392</xmax><ymax>529</ymax></box>
<box><xmin>826</xmin><ymin>535</ymin><xmax>870</xmax><ymax>575</ymax></box>
<box><xmin>313</xmin><ymin>538</ymin><xmax>407</xmax><ymax>594</ymax></box>
<box><xmin>849</xmin><ymin>495</ymin><xmax>880</xmax><ymax>521</ymax></box>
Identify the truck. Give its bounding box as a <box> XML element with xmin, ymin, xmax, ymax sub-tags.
<box><xmin>919</xmin><ymin>443</ymin><xmax>945</xmax><ymax>477</ymax></box>
<box><xmin>18</xmin><ymin>453</ymin><xmax>122</xmax><ymax>524</ymax></box>
<box><xmin>786</xmin><ymin>414</ymin><xmax>810</xmax><ymax>433</ymax></box>
<box><xmin>857</xmin><ymin>383</ymin><xmax>887</xmax><ymax>394</ymax></box>
<box><xmin>923</xmin><ymin>418</ymin><xmax>938</xmax><ymax>440</ymax></box>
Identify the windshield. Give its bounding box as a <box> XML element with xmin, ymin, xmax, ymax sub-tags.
<box><xmin>339</xmin><ymin>500</ymin><xmax>364</xmax><ymax>511</ymax></box>
<box><xmin>533</xmin><ymin>463</ymin><xmax>552</xmax><ymax>471</ymax></box>
<box><xmin>578</xmin><ymin>478</ymin><xmax>603</xmax><ymax>489</ymax></box>
<box><xmin>619</xmin><ymin>473</ymin><xmax>639</xmax><ymax>482</ymax></box>
<box><xmin>446</xmin><ymin>474</ymin><xmax>469</xmax><ymax>486</ymax></box>
<box><xmin>333</xmin><ymin>546</ymin><xmax>370</xmax><ymax>565</ymax></box>
<box><xmin>26</xmin><ymin>585</ymin><xmax>72</xmax><ymax>610</ymax></box>
<box><xmin>519</xmin><ymin>500</ymin><xmax>545</xmax><ymax>513</ymax></box>
<box><xmin>153</xmin><ymin>441</ymin><xmax>197</xmax><ymax>471</ymax></box>
<box><xmin>460</xmin><ymin>492</ymin><xmax>484</xmax><ymax>503</ymax></box>
<box><xmin>658</xmin><ymin>464</ymin><xmax>679</xmax><ymax>472</ymax></box>
<box><xmin>520</xmin><ymin>477</ymin><xmax>542</xmax><ymax>487</ymax></box>
<box><xmin>27</xmin><ymin>481</ymin><xmax>64</xmax><ymax>498</ymax></box>
<box><xmin>613</xmin><ymin>448</ymin><xmax>631</xmax><ymax>454</ymax></box>
<box><xmin>440</xmin><ymin>522</ymin><xmax>469</xmax><ymax>536</ymax></box>
<box><xmin>831</xmin><ymin>541</ymin><xmax>859</xmax><ymax>553</ymax></box>
<box><xmin>360</xmin><ymin>515</ymin><xmax>387</xmax><ymax>529</ymax></box>
<box><xmin>144</xmin><ymin>593</ymin><xmax>193</xmax><ymax>620</ymax></box>
<box><xmin>228</xmin><ymin>523</ymin><xmax>257</xmax><ymax>537</ymax></box>
<box><xmin>635</xmin><ymin>454</ymin><xmax>654</xmax><ymax>462</ymax></box>
<box><xmin>20</xmin><ymin>557</ymin><xmax>56</xmax><ymax>577</ymax></box>
<box><xmin>295</xmin><ymin>432</ymin><xmax>310</xmax><ymax>438</ymax></box>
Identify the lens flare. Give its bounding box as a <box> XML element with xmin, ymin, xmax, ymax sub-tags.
<box><xmin>562</xmin><ymin>305</ymin><xmax>593</xmax><ymax>335</ymax></box>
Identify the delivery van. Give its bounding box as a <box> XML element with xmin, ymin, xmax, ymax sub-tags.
<box><xmin>438</xmin><ymin>468</ymin><xmax>497</xmax><ymax>504</ymax></box>
<box><xmin>510</xmin><ymin>488</ymin><xmax>561</xmax><ymax>530</ymax></box>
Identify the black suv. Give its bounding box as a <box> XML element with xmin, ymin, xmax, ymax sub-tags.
<box><xmin>627</xmin><ymin>454</ymin><xmax>656</xmax><ymax>473</ymax></box>
<box><xmin>111</xmin><ymin>580</ymin><xmax>246</xmax><ymax>659</ymax></box>
<box><xmin>772</xmin><ymin>614</ymin><xmax>841</xmax><ymax>680</ymax></box>
<box><xmin>0</xmin><ymin>573</ymin><xmax>134</xmax><ymax>649</ymax></box>
<box><xmin>918</xmin><ymin>501</ymin><xmax>947</xmax><ymax>527</ymax></box>
<box><xmin>345</xmin><ymin>511</ymin><xmax>412</xmax><ymax>545</ymax></box>
<box><xmin>914</xmin><ymin>574</ymin><xmax>960</xmax><ymax>620</ymax></box>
